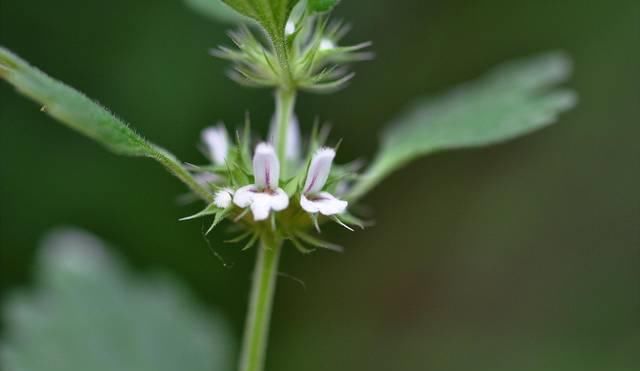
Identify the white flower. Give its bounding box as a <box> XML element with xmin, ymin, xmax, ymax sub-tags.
<box><xmin>214</xmin><ymin>188</ymin><xmax>234</xmax><ymax>209</ymax></box>
<box><xmin>233</xmin><ymin>143</ymin><xmax>289</xmax><ymax>221</ymax></box>
<box><xmin>319</xmin><ymin>38</ymin><xmax>335</xmax><ymax>52</ymax></box>
<box><xmin>285</xmin><ymin>21</ymin><xmax>296</xmax><ymax>36</ymax></box>
<box><xmin>300</xmin><ymin>148</ymin><xmax>348</xmax><ymax>216</ymax></box>
<box><xmin>201</xmin><ymin>124</ymin><xmax>229</xmax><ymax>165</ymax></box>
<box><xmin>269</xmin><ymin>113</ymin><xmax>301</xmax><ymax>161</ymax></box>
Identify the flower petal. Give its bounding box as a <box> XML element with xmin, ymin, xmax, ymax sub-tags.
<box><xmin>285</xmin><ymin>21</ymin><xmax>295</xmax><ymax>36</ymax></box>
<box><xmin>300</xmin><ymin>194</ymin><xmax>320</xmax><ymax>213</ymax></box>
<box><xmin>303</xmin><ymin>147</ymin><xmax>335</xmax><ymax>194</ymax></box>
<box><xmin>249</xmin><ymin>194</ymin><xmax>272</xmax><ymax>221</ymax></box>
<box><xmin>233</xmin><ymin>185</ymin><xmax>257</xmax><ymax>208</ymax></box>
<box><xmin>250</xmin><ymin>189</ymin><xmax>289</xmax><ymax>220</ymax></box>
<box><xmin>269</xmin><ymin>113</ymin><xmax>301</xmax><ymax>161</ymax></box>
<box><xmin>319</xmin><ymin>38</ymin><xmax>335</xmax><ymax>51</ymax></box>
<box><xmin>300</xmin><ymin>192</ymin><xmax>348</xmax><ymax>216</ymax></box>
<box><xmin>202</xmin><ymin>124</ymin><xmax>229</xmax><ymax>165</ymax></box>
<box><xmin>214</xmin><ymin>188</ymin><xmax>234</xmax><ymax>208</ymax></box>
<box><xmin>253</xmin><ymin>143</ymin><xmax>280</xmax><ymax>190</ymax></box>
<box><xmin>234</xmin><ymin>186</ymin><xmax>289</xmax><ymax>221</ymax></box>
<box><xmin>269</xmin><ymin>188</ymin><xmax>290</xmax><ymax>211</ymax></box>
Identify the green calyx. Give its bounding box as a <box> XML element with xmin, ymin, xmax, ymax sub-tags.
<box><xmin>212</xmin><ymin>14</ymin><xmax>371</xmax><ymax>92</ymax></box>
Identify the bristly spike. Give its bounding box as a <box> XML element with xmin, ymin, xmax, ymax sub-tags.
<box><xmin>241</xmin><ymin>234</ymin><xmax>260</xmax><ymax>251</ymax></box>
<box><xmin>179</xmin><ymin>203</ymin><xmax>218</xmax><ymax>221</ymax></box>
<box><xmin>333</xmin><ymin>138</ymin><xmax>344</xmax><ymax>152</ymax></box>
<box><xmin>311</xmin><ymin>214</ymin><xmax>322</xmax><ymax>233</ymax></box>
<box><xmin>206</xmin><ymin>208</ymin><xmax>232</xmax><ymax>234</ymax></box>
<box><xmin>295</xmin><ymin>232</ymin><xmax>344</xmax><ymax>253</ymax></box>
<box><xmin>214</xmin><ymin>14</ymin><xmax>370</xmax><ymax>93</ymax></box>
<box><xmin>225</xmin><ymin>231</ymin><xmax>253</xmax><ymax>243</ymax></box>
<box><xmin>234</xmin><ymin>207</ymin><xmax>250</xmax><ymax>222</ymax></box>
<box><xmin>332</xmin><ymin>215</ymin><xmax>354</xmax><ymax>232</ymax></box>
<box><xmin>288</xmin><ymin>236</ymin><xmax>315</xmax><ymax>254</ymax></box>
<box><xmin>270</xmin><ymin>213</ymin><xmax>277</xmax><ymax>231</ymax></box>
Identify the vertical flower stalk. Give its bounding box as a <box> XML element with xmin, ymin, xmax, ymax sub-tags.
<box><xmin>206</xmin><ymin>11</ymin><xmax>372</xmax><ymax>371</ymax></box>
<box><xmin>238</xmin><ymin>235</ymin><xmax>282</xmax><ymax>371</ymax></box>
<box><xmin>274</xmin><ymin>89</ymin><xmax>297</xmax><ymax>177</ymax></box>
<box><xmin>237</xmin><ymin>89</ymin><xmax>297</xmax><ymax>371</ymax></box>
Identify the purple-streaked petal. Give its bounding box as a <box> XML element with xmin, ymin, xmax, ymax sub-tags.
<box><xmin>304</xmin><ymin>147</ymin><xmax>335</xmax><ymax>194</ymax></box>
<box><xmin>253</xmin><ymin>143</ymin><xmax>280</xmax><ymax>189</ymax></box>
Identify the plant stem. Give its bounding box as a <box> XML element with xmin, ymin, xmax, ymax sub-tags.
<box><xmin>148</xmin><ymin>144</ymin><xmax>214</xmax><ymax>203</ymax></box>
<box><xmin>238</xmin><ymin>237</ymin><xmax>282</xmax><ymax>371</ymax></box>
<box><xmin>274</xmin><ymin>88</ymin><xmax>296</xmax><ymax>177</ymax></box>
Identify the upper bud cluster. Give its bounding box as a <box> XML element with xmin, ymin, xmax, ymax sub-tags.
<box><xmin>212</xmin><ymin>14</ymin><xmax>372</xmax><ymax>93</ymax></box>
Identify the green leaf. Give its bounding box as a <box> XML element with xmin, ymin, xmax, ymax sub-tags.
<box><xmin>0</xmin><ymin>228</ymin><xmax>232</xmax><ymax>371</ymax></box>
<box><xmin>221</xmin><ymin>0</ymin><xmax>299</xmax><ymax>70</ymax></box>
<box><xmin>347</xmin><ymin>52</ymin><xmax>577</xmax><ymax>201</ymax></box>
<box><xmin>0</xmin><ymin>47</ymin><xmax>213</xmax><ymax>202</ymax></box>
<box><xmin>185</xmin><ymin>0</ymin><xmax>249</xmax><ymax>23</ymax></box>
<box><xmin>307</xmin><ymin>0</ymin><xmax>339</xmax><ymax>12</ymax></box>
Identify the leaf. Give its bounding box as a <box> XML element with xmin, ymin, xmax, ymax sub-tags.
<box><xmin>307</xmin><ymin>0</ymin><xmax>339</xmax><ymax>12</ymax></box>
<box><xmin>221</xmin><ymin>0</ymin><xmax>299</xmax><ymax>68</ymax></box>
<box><xmin>0</xmin><ymin>47</ymin><xmax>213</xmax><ymax>202</ymax></box>
<box><xmin>185</xmin><ymin>0</ymin><xmax>249</xmax><ymax>23</ymax></box>
<box><xmin>347</xmin><ymin>52</ymin><xmax>577</xmax><ymax>201</ymax></box>
<box><xmin>0</xmin><ymin>228</ymin><xmax>232</xmax><ymax>371</ymax></box>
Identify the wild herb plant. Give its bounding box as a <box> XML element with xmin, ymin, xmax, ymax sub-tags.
<box><xmin>0</xmin><ymin>0</ymin><xmax>576</xmax><ymax>370</ymax></box>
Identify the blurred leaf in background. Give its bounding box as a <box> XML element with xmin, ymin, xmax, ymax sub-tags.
<box><xmin>0</xmin><ymin>228</ymin><xmax>232</xmax><ymax>371</ymax></box>
<box><xmin>348</xmin><ymin>52</ymin><xmax>576</xmax><ymax>200</ymax></box>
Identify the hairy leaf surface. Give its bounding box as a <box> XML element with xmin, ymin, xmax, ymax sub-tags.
<box><xmin>348</xmin><ymin>52</ymin><xmax>577</xmax><ymax>201</ymax></box>
<box><xmin>0</xmin><ymin>228</ymin><xmax>231</xmax><ymax>371</ymax></box>
<box><xmin>0</xmin><ymin>48</ymin><xmax>212</xmax><ymax>202</ymax></box>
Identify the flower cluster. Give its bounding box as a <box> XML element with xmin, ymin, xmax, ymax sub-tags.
<box><xmin>181</xmin><ymin>11</ymin><xmax>371</xmax><ymax>252</ymax></box>
<box><xmin>184</xmin><ymin>116</ymin><xmax>360</xmax><ymax>252</ymax></box>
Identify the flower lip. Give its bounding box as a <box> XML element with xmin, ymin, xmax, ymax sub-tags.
<box><xmin>300</xmin><ymin>192</ymin><xmax>347</xmax><ymax>216</ymax></box>
<box><xmin>233</xmin><ymin>185</ymin><xmax>289</xmax><ymax>221</ymax></box>
<box><xmin>232</xmin><ymin>143</ymin><xmax>289</xmax><ymax>221</ymax></box>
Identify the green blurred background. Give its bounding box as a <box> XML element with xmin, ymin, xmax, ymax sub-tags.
<box><xmin>1</xmin><ymin>0</ymin><xmax>639</xmax><ymax>370</ymax></box>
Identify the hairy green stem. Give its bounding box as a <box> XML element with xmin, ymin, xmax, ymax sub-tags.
<box><xmin>274</xmin><ymin>88</ymin><xmax>297</xmax><ymax>177</ymax></box>
<box><xmin>148</xmin><ymin>145</ymin><xmax>214</xmax><ymax>203</ymax></box>
<box><xmin>238</xmin><ymin>236</ymin><xmax>282</xmax><ymax>371</ymax></box>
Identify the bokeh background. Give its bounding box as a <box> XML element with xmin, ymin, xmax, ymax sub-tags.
<box><xmin>1</xmin><ymin>0</ymin><xmax>639</xmax><ymax>370</ymax></box>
